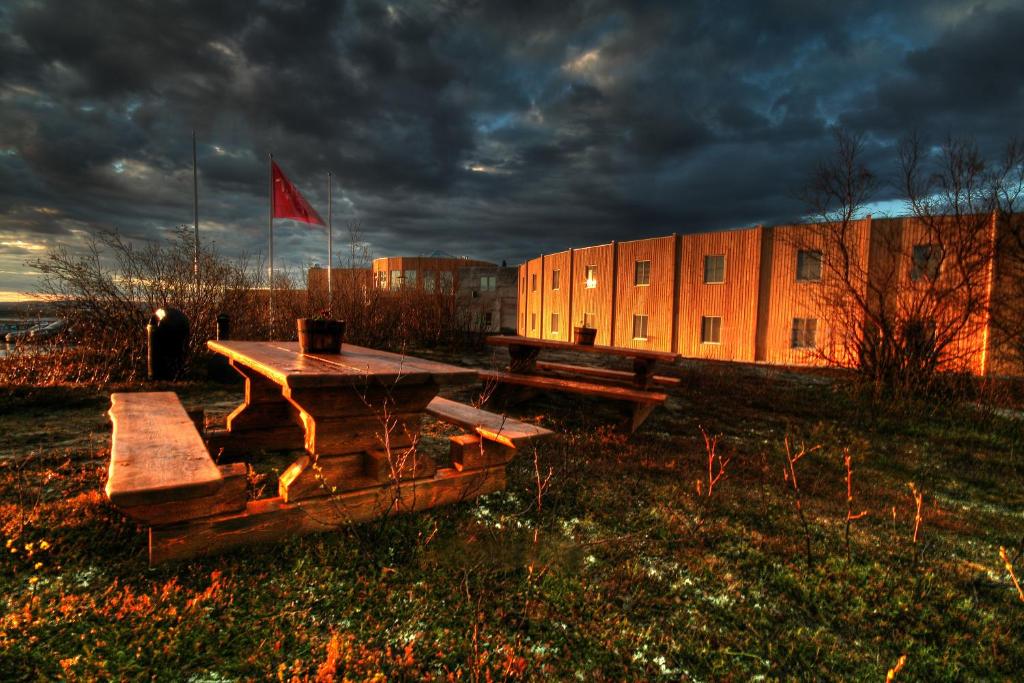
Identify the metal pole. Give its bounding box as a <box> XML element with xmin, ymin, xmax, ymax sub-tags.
<box><xmin>268</xmin><ymin>153</ymin><xmax>274</xmax><ymax>337</ymax></box>
<box><xmin>327</xmin><ymin>171</ymin><xmax>333</xmax><ymax>314</ymax></box>
<box><xmin>192</xmin><ymin>129</ymin><xmax>199</xmax><ymax>288</ymax></box>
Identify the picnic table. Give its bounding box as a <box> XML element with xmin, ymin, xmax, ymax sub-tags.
<box><xmin>105</xmin><ymin>340</ymin><xmax>552</xmax><ymax>564</ymax></box>
<box><xmin>482</xmin><ymin>335</ymin><xmax>680</xmax><ymax>432</ymax></box>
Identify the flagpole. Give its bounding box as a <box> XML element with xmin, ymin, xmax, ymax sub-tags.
<box><xmin>192</xmin><ymin>129</ymin><xmax>199</xmax><ymax>289</ymax></box>
<box><xmin>268</xmin><ymin>153</ymin><xmax>274</xmax><ymax>338</ymax></box>
<box><xmin>327</xmin><ymin>171</ymin><xmax>333</xmax><ymax>314</ymax></box>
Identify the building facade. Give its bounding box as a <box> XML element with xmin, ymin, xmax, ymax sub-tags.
<box><xmin>370</xmin><ymin>256</ymin><xmax>518</xmax><ymax>333</ymax></box>
<box><xmin>518</xmin><ymin>216</ymin><xmax>1019</xmax><ymax>376</ymax></box>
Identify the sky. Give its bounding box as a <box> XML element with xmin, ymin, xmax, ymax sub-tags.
<box><xmin>1</xmin><ymin>0</ymin><xmax>1023</xmax><ymax>301</ymax></box>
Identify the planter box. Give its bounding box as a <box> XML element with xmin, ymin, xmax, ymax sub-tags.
<box><xmin>574</xmin><ymin>326</ymin><xmax>597</xmax><ymax>346</ymax></box>
<box><xmin>297</xmin><ymin>318</ymin><xmax>345</xmax><ymax>354</ymax></box>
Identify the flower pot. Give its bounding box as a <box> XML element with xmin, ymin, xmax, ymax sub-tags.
<box><xmin>297</xmin><ymin>318</ymin><xmax>345</xmax><ymax>354</ymax></box>
<box><xmin>574</xmin><ymin>326</ymin><xmax>597</xmax><ymax>346</ymax></box>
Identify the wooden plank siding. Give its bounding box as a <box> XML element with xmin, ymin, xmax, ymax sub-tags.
<box><xmin>514</xmin><ymin>215</ymin><xmax>1017</xmax><ymax>376</ymax></box>
<box><xmin>569</xmin><ymin>244</ymin><xmax>616</xmax><ymax>346</ymax></box>
<box><xmin>517</xmin><ymin>264</ymin><xmax>527</xmax><ymax>335</ymax></box>
<box><xmin>677</xmin><ymin>227</ymin><xmax>762</xmax><ymax>361</ymax></box>
<box><xmin>988</xmin><ymin>214</ymin><xmax>1024</xmax><ymax>376</ymax></box>
<box><xmin>541</xmin><ymin>250</ymin><xmax>572</xmax><ymax>342</ymax></box>
<box><xmin>883</xmin><ymin>215</ymin><xmax>993</xmax><ymax>375</ymax></box>
<box><xmin>525</xmin><ymin>257</ymin><xmax>543</xmax><ymax>338</ymax></box>
<box><xmin>758</xmin><ymin>220</ymin><xmax>872</xmax><ymax>367</ymax></box>
<box><xmin>614</xmin><ymin>236</ymin><xmax>678</xmax><ymax>352</ymax></box>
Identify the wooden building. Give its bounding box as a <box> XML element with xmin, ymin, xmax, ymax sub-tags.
<box><xmin>679</xmin><ymin>227</ymin><xmax>762</xmax><ymax>362</ymax></box>
<box><xmin>518</xmin><ymin>216</ymin><xmax>1019</xmax><ymax>376</ymax></box>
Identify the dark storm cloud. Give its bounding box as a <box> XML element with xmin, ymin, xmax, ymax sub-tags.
<box><xmin>0</xmin><ymin>0</ymin><xmax>1022</xmax><ymax>298</ymax></box>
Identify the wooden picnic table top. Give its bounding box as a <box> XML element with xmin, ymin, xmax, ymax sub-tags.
<box><xmin>208</xmin><ymin>340</ymin><xmax>478</xmax><ymax>389</ymax></box>
<box><xmin>485</xmin><ymin>335</ymin><xmax>680</xmax><ymax>363</ymax></box>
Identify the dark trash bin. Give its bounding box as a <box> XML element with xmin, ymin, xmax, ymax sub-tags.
<box><xmin>147</xmin><ymin>307</ymin><xmax>190</xmax><ymax>381</ymax></box>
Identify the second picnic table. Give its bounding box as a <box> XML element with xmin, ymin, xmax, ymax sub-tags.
<box><xmin>482</xmin><ymin>335</ymin><xmax>680</xmax><ymax>432</ymax></box>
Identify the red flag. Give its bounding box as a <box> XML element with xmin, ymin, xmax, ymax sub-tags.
<box><xmin>271</xmin><ymin>160</ymin><xmax>324</xmax><ymax>226</ymax></box>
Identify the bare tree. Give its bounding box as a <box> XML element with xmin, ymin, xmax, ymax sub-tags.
<box><xmin>801</xmin><ymin>129</ymin><xmax>1019</xmax><ymax>391</ymax></box>
<box><xmin>892</xmin><ymin>134</ymin><xmax>999</xmax><ymax>384</ymax></box>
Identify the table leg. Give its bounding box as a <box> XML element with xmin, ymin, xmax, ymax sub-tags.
<box><xmin>209</xmin><ymin>361</ymin><xmax>305</xmax><ymax>456</ymax></box>
<box><xmin>278</xmin><ymin>381</ymin><xmax>439</xmax><ymax>501</ymax></box>
<box><xmin>508</xmin><ymin>344</ymin><xmax>540</xmax><ymax>373</ymax></box>
<box><xmin>633</xmin><ymin>358</ymin><xmax>656</xmax><ymax>389</ymax></box>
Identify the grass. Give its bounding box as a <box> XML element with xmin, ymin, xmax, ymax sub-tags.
<box><xmin>1</xmin><ymin>357</ymin><xmax>1022</xmax><ymax>680</ymax></box>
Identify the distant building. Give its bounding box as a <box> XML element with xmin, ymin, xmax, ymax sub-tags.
<box><xmin>371</xmin><ymin>256</ymin><xmax>518</xmax><ymax>333</ymax></box>
<box><xmin>308</xmin><ymin>255</ymin><xmax>517</xmax><ymax>334</ymax></box>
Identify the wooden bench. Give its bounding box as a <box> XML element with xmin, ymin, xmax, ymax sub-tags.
<box><xmin>478</xmin><ymin>369</ymin><xmax>668</xmax><ymax>433</ymax></box>
<box><xmin>426</xmin><ymin>396</ymin><xmax>554</xmax><ymax>470</ymax></box>
<box><xmin>534</xmin><ymin>361</ymin><xmax>680</xmax><ymax>388</ymax></box>
<box><xmin>106</xmin><ymin>392</ymin><xmax>247</xmax><ymax>526</ymax></box>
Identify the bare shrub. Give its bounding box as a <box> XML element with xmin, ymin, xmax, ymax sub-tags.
<box><xmin>7</xmin><ymin>226</ymin><xmax>260</xmax><ymax>384</ymax></box>
<box><xmin>781</xmin><ymin>437</ymin><xmax>821</xmax><ymax>568</ymax></box>
<box><xmin>843</xmin><ymin>449</ymin><xmax>868</xmax><ymax>562</ymax></box>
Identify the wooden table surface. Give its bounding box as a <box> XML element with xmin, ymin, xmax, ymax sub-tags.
<box><xmin>208</xmin><ymin>340</ymin><xmax>478</xmax><ymax>388</ymax></box>
<box><xmin>485</xmin><ymin>335</ymin><xmax>680</xmax><ymax>363</ymax></box>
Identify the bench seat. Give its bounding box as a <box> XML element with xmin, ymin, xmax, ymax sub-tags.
<box><xmin>426</xmin><ymin>396</ymin><xmax>553</xmax><ymax>448</ymax></box>
<box><xmin>107</xmin><ymin>392</ymin><xmax>250</xmax><ymax>529</ymax></box>
<box><xmin>478</xmin><ymin>370</ymin><xmax>668</xmax><ymax>405</ymax></box>
<box><xmin>534</xmin><ymin>360</ymin><xmax>680</xmax><ymax>387</ymax></box>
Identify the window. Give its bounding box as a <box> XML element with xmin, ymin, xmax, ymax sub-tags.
<box><xmin>585</xmin><ymin>265</ymin><xmax>598</xmax><ymax>288</ymax></box>
<box><xmin>550</xmin><ymin>313</ymin><xmax>560</xmax><ymax>335</ymax></box>
<box><xmin>390</xmin><ymin>269</ymin><xmax>401</xmax><ymax>290</ymax></box>
<box><xmin>551</xmin><ymin>269</ymin><xmax>561</xmax><ymax>290</ymax></box>
<box><xmin>403</xmin><ymin>270</ymin><xmax>416</xmax><ymax>287</ymax></box>
<box><xmin>375</xmin><ymin>271</ymin><xmax>387</xmax><ymax>289</ymax></box>
<box><xmin>796</xmin><ymin>250</ymin><xmax>822</xmax><ymax>282</ymax></box>
<box><xmin>424</xmin><ymin>276</ymin><xmax>435</xmax><ymax>293</ymax></box>
<box><xmin>531</xmin><ymin>274</ymin><xmax>537</xmax><ymax>291</ymax></box>
<box><xmin>703</xmin><ymin>254</ymin><xmax>725</xmax><ymax>284</ymax></box>
<box><xmin>531</xmin><ymin>313</ymin><xmax>536</xmax><ymax>330</ymax></box>
<box><xmin>583</xmin><ymin>312</ymin><xmax>595</xmax><ymax>328</ymax></box>
<box><xmin>911</xmin><ymin>244</ymin><xmax>942</xmax><ymax>281</ymax></box>
<box><xmin>440</xmin><ymin>271</ymin><xmax>454</xmax><ymax>293</ymax></box>
<box><xmin>791</xmin><ymin>318</ymin><xmax>818</xmax><ymax>348</ymax></box>
<box><xmin>480</xmin><ymin>275</ymin><xmax>496</xmax><ymax>292</ymax></box>
<box><xmin>632</xmin><ymin>314</ymin><xmax>648</xmax><ymax>340</ymax></box>
<box><xmin>634</xmin><ymin>260</ymin><xmax>651</xmax><ymax>286</ymax></box>
<box><xmin>484</xmin><ymin>311</ymin><xmax>494</xmax><ymax>329</ymax></box>
<box><xmin>700</xmin><ymin>316</ymin><xmax>722</xmax><ymax>344</ymax></box>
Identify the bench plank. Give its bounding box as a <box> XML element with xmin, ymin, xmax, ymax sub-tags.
<box><xmin>118</xmin><ymin>463</ymin><xmax>247</xmax><ymax>525</ymax></box>
<box><xmin>426</xmin><ymin>396</ymin><xmax>553</xmax><ymax>448</ymax></box>
<box><xmin>107</xmin><ymin>392</ymin><xmax>223</xmax><ymax>508</ymax></box>
<box><xmin>479</xmin><ymin>370</ymin><xmax>668</xmax><ymax>405</ymax></box>
<box><xmin>149</xmin><ymin>466</ymin><xmax>507</xmax><ymax>564</ymax></box>
<box><xmin>535</xmin><ymin>361</ymin><xmax>680</xmax><ymax>387</ymax></box>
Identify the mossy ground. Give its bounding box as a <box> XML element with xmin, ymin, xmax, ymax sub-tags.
<box><xmin>1</xmin><ymin>358</ymin><xmax>1022</xmax><ymax>680</ymax></box>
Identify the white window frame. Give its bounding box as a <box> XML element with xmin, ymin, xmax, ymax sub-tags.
<box><xmin>632</xmin><ymin>313</ymin><xmax>649</xmax><ymax>341</ymax></box>
<box><xmin>796</xmin><ymin>249</ymin><xmax>823</xmax><ymax>282</ymax></box>
<box><xmin>634</xmin><ymin>260</ymin><xmax>651</xmax><ymax>286</ymax></box>
<box><xmin>700</xmin><ymin>315</ymin><xmax>722</xmax><ymax>345</ymax></box>
<box><xmin>791</xmin><ymin>318</ymin><xmax>818</xmax><ymax>349</ymax></box>
<box><xmin>703</xmin><ymin>254</ymin><xmax>725</xmax><ymax>284</ymax></box>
